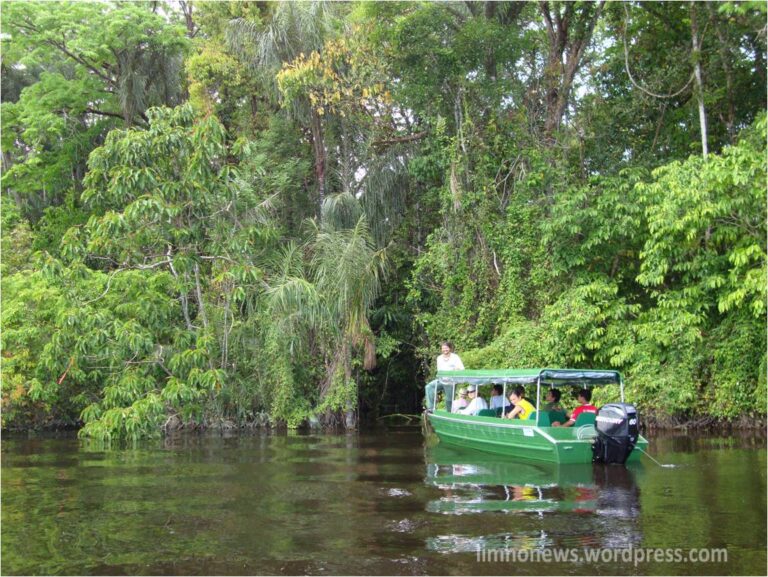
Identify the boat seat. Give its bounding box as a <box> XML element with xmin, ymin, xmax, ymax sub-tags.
<box><xmin>549</xmin><ymin>410</ymin><xmax>568</xmax><ymax>425</ymax></box>
<box><xmin>573</xmin><ymin>412</ymin><xmax>597</xmax><ymax>427</ymax></box>
<box><xmin>526</xmin><ymin>411</ymin><xmax>551</xmax><ymax>426</ymax></box>
<box><xmin>477</xmin><ymin>409</ymin><xmax>498</xmax><ymax>418</ymax></box>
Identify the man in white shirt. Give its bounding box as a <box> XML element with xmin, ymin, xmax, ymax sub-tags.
<box><xmin>457</xmin><ymin>385</ymin><xmax>488</xmax><ymax>415</ymax></box>
<box><xmin>425</xmin><ymin>341</ymin><xmax>465</xmax><ymax>411</ymax></box>
<box><xmin>489</xmin><ymin>384</ymin><xmax>507</xmax><ymax>412</ymax></box>
<box><xmin>436</xmin><ymin>341</ymin><xmax>464</xmax><ymax>372</ymax></box>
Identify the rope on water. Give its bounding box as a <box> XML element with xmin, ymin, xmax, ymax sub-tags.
<box><xmin>376</xmin><ymin>413</ymin><xmax>421</xmax><ymax>422</ymax></box>
<box><xmin>637</xmin><ymin>446</ymin><xmax>677</xmax><ymax>468</ymax></box>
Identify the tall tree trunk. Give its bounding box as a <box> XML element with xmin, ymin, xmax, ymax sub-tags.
<box><xmin>539</xmin><ymin>1</ymin><xmax>605</xmax><ymax>142</ymax></box>
<box><xmin>344</xmin><ymin>355</ymin><xmax>357</xmax><ymax>430</ymax></box>
<box><xmin>167</xmin><ymin>245</ymin><xmax>193</xmax><ymax>331</ymax></box>
<box><xmin>309</xmin><ymin>109</ymin><xmax>326</xmax><ymax>212</ymax></box>
<box><xmin>193</xmin><ymin>262</ymin><xmax>208</xmax><ymax>329</ymax></box>
<box><xmin>483</xmin><ymin>1</ymin><xmax>497</xmax><ymax>80</ymax></box>
<box><xmin>178</xmin><ymin>1</ymin><xmax>197</xmax><ymax>38</ymax></box>
<box><xmin>749</xmin><ymin>32</ymin><xmax>766</xmax><ymax>91</ymax></box>
<box><xmin>221</xmin><ymin>291</ymin><xmax>230</xmax><ymax>369</ymax></box>
<box><xmin>711</xmin><ymin>6</ymin><xmax>736</xmax><ymax>142</ymax></box>
<box><xmin>690</xmin><ymin>2</ymin><xmax>708</xmax><ymax>158</ymax></box>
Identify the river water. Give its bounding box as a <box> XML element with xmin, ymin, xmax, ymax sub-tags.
<box><xmin>2</xmin><ymin>428</ymin><xmax>765</xmax><ymax>575</ymax></box>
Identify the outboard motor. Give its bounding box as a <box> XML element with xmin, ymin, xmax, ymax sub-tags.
<box><xmin>592</xmin><ymin>403</ymin><xmax>639</xmax><ymax>465</ymax></box>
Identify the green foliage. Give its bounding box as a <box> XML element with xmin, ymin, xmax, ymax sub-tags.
<box><xmin>461</xmin><ymin>322</ymin><xmax>549</xmax><ymax>371</ymax></box>
<box><xmin>186</xmin><ymin>41</ymin><xmax>256</xmax><ymax>133</ymax></box>
<box><xmin>707</xmin><ymin>311</ymin><xmax>766</xmax><ymax>418</ymax></box>
<box><xmin>264</xmin><ymin>330</ymin><xmax>313</xmax><ymax>429</ymax></box>
<box><xmin>1</xmin><ymin>1</ymin><xmax>190</xmax><ymax>218</ymax></box>
<box><xmin>2</xmin><ymin>0</ymin><xmax>765</xmax><ymax>437</ymax></box>
<box><xmin>31</xmin><ymin>197</ymin><xmax>89</xmax><ymax>257</ymax></box>
<box><xmin>264</xmin><ymin>215</ymin><xmax>388</xmax><ymax>426</ymax></box>
<box><xmin>1</xmin><ymin>197</ymin><xmax>34</xmax><ymax>276</ymax></box>
<box><xmin>543</xmin><ymin>169</ymin><xmax>649</xmax><ymax>287</ymax></box>
<box><xmin>315</xmin><ymin>360</ymin><xmax>358</xmax><ymax>417</ymax></box>
<box><xmin>540</xmin><ymin>278</ymin><xmax>640</xmax><ymax>367</ymax></box>
<box><xmin>1</xmin><ymin>261</ymin><xmax>179</xmax><ymax>434</ymax></box>
<box><xmin>638</xmin><ymin>115</ymin><xmax>767</xmax><ymax>320</ymax></box>
<box><xmin>460</xmin><ymin>115</ymin><xmax>766</xmax><ymax>419</ymax></box>
<box><xmin>1</xmin><ymin>269</ymin><xmax>64</xmax><ymax>427</ymax></box>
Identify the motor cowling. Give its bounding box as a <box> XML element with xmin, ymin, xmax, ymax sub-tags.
<box><xmin>592</xmin><ymin>403</ymin><xmax>639</xmax><ymax>465</ymax></box>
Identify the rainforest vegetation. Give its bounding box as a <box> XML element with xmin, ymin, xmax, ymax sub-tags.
<box><xmin>2</xmin><ymin>1</ymin><xmax>766</xmax><ymax>440</ymax></box>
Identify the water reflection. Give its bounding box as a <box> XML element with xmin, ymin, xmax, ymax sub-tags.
<box><xmin>2</xmin><ymin>430</ymin><xmax>764</xmax><ymax>575</ymax></box>
<box><xmin>424</xmin><ymin>445</ymin><xmax>642</xmax><ymax>553</ymax></box>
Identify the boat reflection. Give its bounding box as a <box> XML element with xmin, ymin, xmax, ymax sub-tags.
<box><xmin>424</xmin><ymin>445</ymin><xmax>640</xmax><ymax>519</ymax></box>
<box><xmin>424</xmin><ymin>445</ymin><xmax>643</xmax><ymax>554</ymax></box>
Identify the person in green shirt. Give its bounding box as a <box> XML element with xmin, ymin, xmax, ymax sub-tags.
<box><xmin>543</xmin><ymin>388</ymin><xmax>567</xmax><ymax>425</ymax></box>
<box><xmin>543</xmin><ymin>388</ymin><xmax>562</xmax><ymax>411</ymax></box>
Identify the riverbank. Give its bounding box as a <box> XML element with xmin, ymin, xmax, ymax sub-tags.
<box><xmin>640</xmin><ymin>413</ymin><xmax>767</xmax><ymax>431</ymax></box>
<box><xmin>3</xmin><ymin>411</ymin><xmax>766</xmax><ymax>436</ymax></box>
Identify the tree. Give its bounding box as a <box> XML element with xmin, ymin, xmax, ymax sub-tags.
<box><xmin>266</xmin><ymin>216</ymin><xmax>387</xmax><ymax>428</ymax></box>
<box><xmin>227</xmin><ymin>0</ymin><xmax>341</xmax><ymax>207</ymax></box>
<box><xmin>59</xmin><ymin>104</ymin><xmax>279</xmax><ymax>439</ymax></box>
<box><xmin>1</xmin><ymin>1</ymin><xmax>190</xmax><ymax>217</ymax></box>
<box><xmin>539</xmin><ymin>0</ymin><xmax>606</xmax><ymax>141</ymax></box>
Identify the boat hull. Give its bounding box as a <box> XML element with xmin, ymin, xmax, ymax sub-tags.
<box><xmin>427</xmin><ymin>410</ymin><xmax>648</xmax><ymax>465</ymax></box>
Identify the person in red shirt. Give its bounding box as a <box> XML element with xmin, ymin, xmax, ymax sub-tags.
<box><xmin>552</xmin><ymin>388</ymin><xmax>597</xmax><ymax>427</ymax></box>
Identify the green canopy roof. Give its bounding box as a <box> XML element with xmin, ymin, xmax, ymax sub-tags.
<box><xmin>434</xmin><ymin>368</ymin><xmax>622</xmax><ymax>386</ymax></box>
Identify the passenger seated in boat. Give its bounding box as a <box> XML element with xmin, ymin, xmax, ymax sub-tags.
<box><xmin>552</xmin><ymin>388</ymin><xmax>597</xmax><ymax>427</ymax></box>
<box><xmin>543</xmin><ymin>389</ymin><xmax>566</xmax><ymax>425</ymax></box>
<box><xmin>503</xmin><ymin>386</ymin><xmax>535</xmax><ymax>420</ymax></box>
<box><xmin>543</xmin><ymin>388</ymin><xmax>562</xmax><ymax>411</ymax></box>
<box><xmin>456</xmin><ymin>385</ymin><xmax>488</xmax><ymax>415</ymax></box>
<box><xmin>451</xmin><ymin>387</ymin><xmax>469</xmax><ymax>413</ymax></box>
<box><xmin>489</xmin><ymin>384</ymin><xmax>506</xmax><ymax>411</ymax></box>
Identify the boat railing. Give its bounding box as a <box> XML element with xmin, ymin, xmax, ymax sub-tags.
<box><xmin>432</xmin><ymin>368</ymin><xmax>625</xmax><ymax>429</ymax></box>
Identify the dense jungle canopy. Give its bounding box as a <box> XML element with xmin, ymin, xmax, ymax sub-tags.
<box><xmin>1</xmin><ymin>1</ymin><xmax>766</xmax><ymax>441</ymax></box>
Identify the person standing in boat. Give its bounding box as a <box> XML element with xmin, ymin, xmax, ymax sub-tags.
<box><xmin>424</xmin><ymin>341</ymin><xmax>465</xmax><ymax>412</ymax></box>
<box><xmin>436</xmin><ymin>341</ymin><xmax>464</xmax><ymax>372</ymax></box>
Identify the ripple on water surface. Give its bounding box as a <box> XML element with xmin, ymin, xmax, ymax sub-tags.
<box><xmin>1</xmin><ymin>430</ymin><xmax>765</xmax><ymax>575</ymax></box>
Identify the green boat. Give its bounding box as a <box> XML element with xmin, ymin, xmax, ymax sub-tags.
<box><xmin>424</xmin><ymin>368</ymin><xmax>649</xmax><ymax>465</ymax></box>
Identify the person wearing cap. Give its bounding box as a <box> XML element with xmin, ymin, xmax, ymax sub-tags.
<box><xmin>457</xmin><ymin>385</ymin><xmax>488</xmax><ymax>415</ymax></box>
<box><xmin>451</xmin><ymin>387</ymin><xmax>469</xmax><ymax>413</ymax></box>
